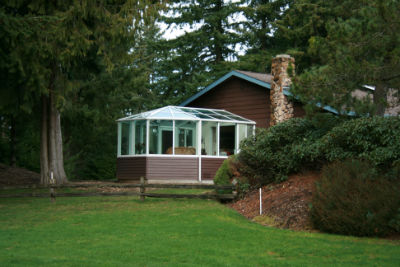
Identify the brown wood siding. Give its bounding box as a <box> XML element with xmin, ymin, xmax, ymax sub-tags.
<box><xmin>116</xmin><ymin>157</ymin><xmax>146</xmax><ymax>181</ymax></box>
<box><xmin>201</xmin><ymin>158</ymin><xmax>225</xmax><ymax>180</ymax></box>
<box><xmin>294</xmin><ymin>102</ymin><xmax>306</xmax><ymax>118</ymax></box>
<box><xmin>146</xmin><ymin>157</ymin><xmax>198</xmax><ymax>180</ymax></box>
<box><xmin>187</xmin><ymin>76</ymin><xmax>306</xmax><ymax>128</ymax></box>
<box><xmin>189</xmin><ymin>77</ymin><xmax>271</xmax><ymax>128</ymax></box>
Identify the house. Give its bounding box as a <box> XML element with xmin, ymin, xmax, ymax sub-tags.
<box><xmin>116</xmin><ymin>54</ymin><xmax>398</xmax><ymax>182</ymax></box>
<box><xmin>116</xmin><ymin>55</ymin><xmax>302</xmax><ymax>182</ymax></box>
<box><xmin>180</xmin><ymin>55</ymin><xmax>305</xmax><ymax>128</ymax></box>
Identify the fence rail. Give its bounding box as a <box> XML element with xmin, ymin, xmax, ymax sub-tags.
<box><xmin>0</xmin><ymin>177</ymin><xmax>236</xmax><ymax>201</ymax></box>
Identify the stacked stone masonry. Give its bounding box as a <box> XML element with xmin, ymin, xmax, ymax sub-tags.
<box><xmin>270</xmin><ymin>54</ymin><xmax>295</xmax><ymax>126</ymax></box>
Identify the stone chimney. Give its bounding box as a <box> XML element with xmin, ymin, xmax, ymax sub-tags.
<box><xmin>270</xmin><ymin>54</ymin><xmax>295</xmax><ymax>126</ymax></box>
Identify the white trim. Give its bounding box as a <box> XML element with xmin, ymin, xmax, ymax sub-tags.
<box><xmin>235</xmin><ymin>123</ymin><xmax>239</xmax><ymax>154</ymax></box>
<box><xmin>119</xmin><ymin>117</ymin><xmax>255</xmax><ymax>125</ymax></box>
<box><xmin>130</xmin><ymin>121</ymin><xmax>134</xmax><ymax>155</ymax></box>
<box><xmin>217</xmin><ymin>122</ymin><xmax>220</xmax><ymax>156</ymax></box>
<box><xmin>146</xmin><ymin>120</ymin><xmax>150</xmax><ymax>154</ymax></box>
<box><xmin>172</xmin><ymin>120</ymin><xmax>175</xmax><ymax>155</ymax></box>
<box><xmin>117</xmin><ymin>122</ymin><xmax>121</xmax><ymax>156</ymax></box>
<box><xmin>198</xmin><ymin>121</ymin><xmax>202</xmax><ymax>181</ymax></box>
<box><xmin>117</xmin><ymin>154</ymin><xmax>228</xmax><ymax>159</ymax></box>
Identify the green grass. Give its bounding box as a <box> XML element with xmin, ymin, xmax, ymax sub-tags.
<box><xmin>0</xmin><ymin>197</ymin><xmax>399</xmax><ymax>266</ymax></box>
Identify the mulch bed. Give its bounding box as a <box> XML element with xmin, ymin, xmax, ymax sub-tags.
<box><xmin>229</xmin><ymin>172</ymin><xmax>320</xmax><ymax>231</ymax></box>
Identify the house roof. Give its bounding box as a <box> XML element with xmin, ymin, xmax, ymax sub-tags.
<box><xmin>117</xmin><ymin>106</ymin><xmax>256</xmax><ymax>124</ymax></box>
<box><xmin>179</xmin><ymin>70</ymin><xmax>398</xmax><ymax>116</ymax></box>
<box><xmin>179</xmin><ymin>70</ymin><xmax>278</xmax><ymax>107</ymax></box>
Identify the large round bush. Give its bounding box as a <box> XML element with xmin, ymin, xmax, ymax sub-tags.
<box><xmin>311</xmin><ymin>159</ymin><xmax>400</xmax><ymax>237</ymax></box>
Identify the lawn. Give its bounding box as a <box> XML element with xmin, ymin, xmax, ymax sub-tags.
<box><xmin>0</xmin><ymin>196</ymin><xmax>399</xmax><ymax>266</ymax></box>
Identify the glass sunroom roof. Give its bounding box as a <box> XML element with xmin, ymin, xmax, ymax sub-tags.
<box><xmin>118</xmin><ymin>106</ymin><xmax>255</xmax><ymax>124</ymax></box>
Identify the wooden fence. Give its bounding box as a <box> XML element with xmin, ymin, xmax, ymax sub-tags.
<box><xmin>0</xmin><ymin>177</ymin><xmax>236</xmax><ymax>201</ymax></box>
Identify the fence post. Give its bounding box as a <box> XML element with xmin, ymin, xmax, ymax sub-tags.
<box><xmin>140</xmin><ymin>176</ymin><xmax>146</xmax><ymax>201</ymax></box>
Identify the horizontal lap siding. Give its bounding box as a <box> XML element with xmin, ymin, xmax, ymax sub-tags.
<box><xmin>201</xmin><ymin>158</ymin><xmax>225</xmax><ymax>180</ymax></box>
<box><xmin>117</xmin><ymin>157</ymin><xmax>146</xmax><ymax>181</ymax></box>
<box><xmin>189</xmin><ymin>77</ymin><xmax>271</xmax><ymax>128</ymax></box>
<box><xmin>146</xmin><ymin>157</ymin><xmax>198</xmax><ymax>180</ymax></box>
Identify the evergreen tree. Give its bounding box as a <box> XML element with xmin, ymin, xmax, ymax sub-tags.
<box><xmin>238</xmin><ymin>0</ymin><xmax>291</xmax><ymax>73</ymax></box>
<box><xmin>156</xmin><ymin>0</ymin><xmax>242</xmax><ymax>104</ymax></box>
<box><xmin>289</xmin><ymin>0</ymin><xmax>400</xmax><ymax>116</ymax></box>
<box><xmin>0</xmin><ymin>0</ymin><xmax>163</xmax><ymax>184</ymax></box>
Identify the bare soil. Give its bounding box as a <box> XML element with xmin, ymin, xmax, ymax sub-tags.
<box><xmin>229</xmin><ymin>171</ymin><xmax>320</xmax><ymax>231</ymax></box>
<box><xmin>0</xmin><ymin>163</ymin><xmax>40</xmax><ymax>186</ymax></box>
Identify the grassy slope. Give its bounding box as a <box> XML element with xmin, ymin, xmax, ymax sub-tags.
<box><xmin>0</xmin><ymin>197</ymin><xmax>399</xmax><ymax>266</ymax></box>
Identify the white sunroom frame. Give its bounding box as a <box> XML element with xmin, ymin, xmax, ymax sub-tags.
<box><xmin>117</xmin><ymin>106</ymin><xmax>256</xmax><ymax>181</ymax></box>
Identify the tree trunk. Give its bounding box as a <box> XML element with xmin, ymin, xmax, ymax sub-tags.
<box><xmin>40</xmin><ymin>68</ymin><xmax>68</xmax><ymax>185</ymax></box>
<box><xmin>9</xmin><ymin>116</ymin><xmax>16</xmax><ymax>167</ymax></box>
<box><xmin>40</xmin><ymin>95</ymin><xmax>49</xmax><ymax>185</ymax></box>
<box><xmin>373</xmin><ymin>83</ymin><xmax>388</xmax><ymax>116</ymax></box>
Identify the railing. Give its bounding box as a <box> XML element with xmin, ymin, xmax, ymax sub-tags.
<box><xmin>0</xmin><ymin>177</ymin><xmax>236</xmax><ymax>201</ymax></box>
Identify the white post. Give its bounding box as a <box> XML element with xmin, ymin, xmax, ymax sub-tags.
<box><xmin>130</xmin><ymin>121</ymin><xmax>134</xmax><ymax>155</ymax></box>
<box><xmin>198</xmin><ymin>120</ymin><xmax>202</xmax><ymax>182</ymax></box>
<box><xmin>217</xmin><ymin>122</ymin><xmax>220</xmax><ymax>156</ymax></box>
<box><xmin>235</xmin><ymin>123</ymin><xmax>239</xmax><ymax>154</ymax></box>
<box><xmin>146</xmin><ymin>120</ymin><xmax>150</xmax><ymax>155</ymax></box>
<box><xmin>259</xmin><ymin>188</ymin><xmax>262</xmax><ymax>215</ymax></box>
<box><xmin>117</xmin><ymin>122</ymin><xmax>121</xmax><ymax>156</ymax></box>
<box><xmin>172</xmin><ymin>120</ymin><xmax>175</xmax><ymax>155</ymax></box>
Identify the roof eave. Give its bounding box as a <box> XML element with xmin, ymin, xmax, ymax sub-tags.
<box><xmin>179</xmin><ymin>70</ymin><xmax>271</xmax><ymax>107</ymax></box>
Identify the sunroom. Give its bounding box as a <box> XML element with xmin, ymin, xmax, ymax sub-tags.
<box><xmin>116</xmin><ymin>106</ymin><xmax>255</xmax><ymax>182</ymax></box>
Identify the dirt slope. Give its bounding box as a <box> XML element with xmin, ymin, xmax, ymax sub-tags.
<box><xmin>229</xmin><ymin>172</ymin><xmax>320</xmax><ymax>231</ymax></box>
<box><xmin>0</xmin><ymin>164</ymin><xmax>40</xmax><ymax>186</ymax></box>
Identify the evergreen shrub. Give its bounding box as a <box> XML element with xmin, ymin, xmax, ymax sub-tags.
<box><xmin>238</xmin><ymin>117</ymin><xmax>333</xmax><ymax>186</ymax></box>
<box><xmin>311</xmin><ymin>159</ymin><xmax>400</xmax><ymax>237</ymax></box>
<box><xmin>237</xmin><ymin>116</ymin><xmax>400</xmax><ymax>189</ymax></box>
<box><xmin>319</xmin><ymin>117</ymin><xmax>400</xmax><ymax>170</ymax></box>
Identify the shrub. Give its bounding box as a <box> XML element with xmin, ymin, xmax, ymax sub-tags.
<box><xmin>319</xmin><ymin>117</ymin><xmax>400</xmax><ymax>170</ymax></box>
<box><xmin>214</xmin><ymin>159</ymin><xmax>231</xmax><ymax>186</ymax></box>
<box><xmin>311</xmin><ymin>159</ymin><xmax>400</xmax><ymax>237</ymax></box>
<box><xmin>238</xmin><ymin>118</ymin><xmax>330</xmax><ymax>186</ymax></box>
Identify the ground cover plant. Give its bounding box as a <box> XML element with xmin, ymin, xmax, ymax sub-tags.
<box><xmin>1</xmin><ymin>196</ymin><xmax>399</xmax><ymax>266</ymax></box>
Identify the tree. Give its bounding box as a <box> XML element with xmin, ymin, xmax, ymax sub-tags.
<box><xmin>155</xmin><ymin>0</ymin><xmax>242</xmax><ymax>104</ymax></box>
<box><xmin>238</xmin><ymin>0</ymin><xmax>291</xmax><ymax>73</ymax></box>
<box><xmin>0</xmin><ymin>0</ymin><xmax>163</xmax><ymax>184</ymax></box>
<box><xmin>289</xmin><ymin>0</ymin><xmax>400</xmax><ymax>116</ymax></box>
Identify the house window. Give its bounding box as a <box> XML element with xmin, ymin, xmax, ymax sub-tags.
<box><xmin>120</xmin><ymin>122</ymin><xmax>131</xmax><ymax>155</ymax></box>
<box><xmin>219</xmin><ymin>122</ymin><xmax>235</xmax><ymax>156</ymax></box>
<box><xmin>134</xmin><ymin>120</ymin><xmax>146</xmax><ymax>155</ymax></box>
<box><xmin>201</xmin><ymin>121</ymin><xmax>218</xmax><ymax>156</ymax></box>
<box><xmin>174</xmin><ymin>120</ymin><xmax>197</xmax><ymax>155</ymax></box>
<box><xmin>149</xmin><ymin>120</ymin><xmax>173</xmax><ymax>154</ymax></box>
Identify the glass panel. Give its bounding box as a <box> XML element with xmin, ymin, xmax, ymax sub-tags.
<box><xmin>226</xmin><ymin>114</ymin><xmax>249</xmax><ymax>122</ymax></box>
<box><xmin>247</xmin><ymin>125</ymin><xmax>254</xmax><ymax>137</ymax></box>
<box><xmin>201</xmin><ymin>121</ymin><xmax>218</xmax><ymax>156</ymax></box>
<box><xmin>209</xmin><ymin>114</ymin><xmax>231</xmax><ymax>121</ymax></box>
<box><xmin>237</xmin><ymin>124</ymin><xmax>247</xmax><ymax>153</ymax></box>
<box><xmin>120</xmin><ymin>122</ymin><xmax>131</xmax><ymax>155</ymax></box>
<box><xmin>174</xmin><ymin>120</ymin><xmax>197</xmax><ymax>155</ymax></box>
<box><xmin>219</xmin><ymin>122</ymin><xmax>235</xmax><ymax>156</ymax></box>
<box><xmin>134</xmin><ymin>120</ymin><xmax>146</xmax><ymax>155</ymax></box>
<box><xmin>149</xmin><ymin>120</ymin><xmax>173</xmax><ymax>154</ymax></box>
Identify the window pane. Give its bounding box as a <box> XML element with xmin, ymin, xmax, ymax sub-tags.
<box><xmin>201</xmin><ymin>121</ymin><xmax>218</xmax><ymax>156</ymax></box>
<box><xmin>134</xmin><ymin>120</ymin><xmax>146</xmax><ymax>155</ymax></box>
<box><xmin>175</xmin><ymin>120</ymin><xmax>197</xmax><ymax>155</ymax></box>
<box><xmin>247</xmin><ymin>125</ymin><xmax>254</xmax><ymax>137</ymax></box>
<box><xmin>120</xmin><ymin>122</ymin><xmax>131</xmax><ymax>155</ymax></box>
<box><xmin>220</xmin><ymin>122</ymin><xmax>235</xmax><ymax>156</ymax></box>
<box><xmin>149</xmin><ymin>120</ymin><xmax>173</xmax><ymax>154</ymax></box>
